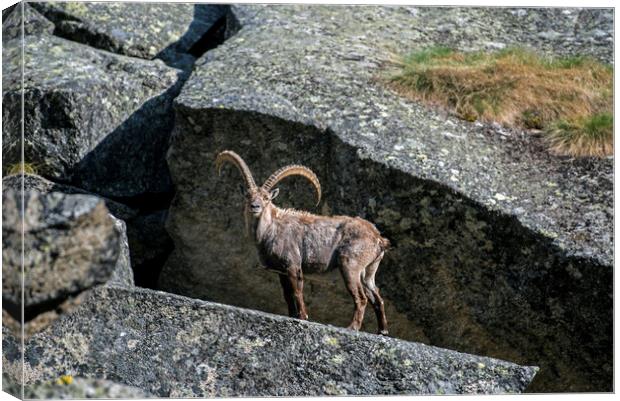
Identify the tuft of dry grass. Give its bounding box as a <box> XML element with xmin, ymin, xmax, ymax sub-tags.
<box><xmin>388</xmin><ymin>47</ymin><xmax>613</xmax><ymax>157</ymax></box>
<box><xmin>6</xmin><ymin>162</ymin><xmax>38</xmax><ymax>176</ymax></box>
<box><xmin>546</xmin><ymin>113</ymin><xmax>613</xmax><ymax>157</ymax></box>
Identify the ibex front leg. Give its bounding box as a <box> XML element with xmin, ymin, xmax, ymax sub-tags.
<box><xmin>278</xmin><ymin>274</ymin><xmax>299</xmax><ymax>318</ymax></box>
<box><xmin>287</xmin><ymin>266</ymin><xmax>308</xmax><ymax>320</ymax></box>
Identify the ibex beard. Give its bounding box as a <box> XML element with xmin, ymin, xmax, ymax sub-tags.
<box><xmin>216</xmin><ymin>150</ymin><xmax>390</xmax><ymax>335</ymax></box>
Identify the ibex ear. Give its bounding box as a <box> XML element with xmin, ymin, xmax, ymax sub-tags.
<box><xmin>239</xmin><ymin>184</ymin><xmax>247</xmax><ymax>196</ymax></box>
<box><xmin>269</xmin><ymin>188</ymin><xmax>280</xmax><ymax>200</ymax></box>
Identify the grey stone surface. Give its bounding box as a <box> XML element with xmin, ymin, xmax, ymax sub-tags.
<box><xmin>162</xmin><ymin>5</ymin><xmax>612</xmax><ymax>392</ymax></box>
<box><xmin>1</xmin><ymin>175</ymin><xmax>134</xmax><ymax>337</ymax></box>
<box><xmin>2</xmin><ymin>326</ymin><xmax>22</xmax><ymax>399</ymax></box>
<box><xmin>2</xmin><ymin>2</ymin><xmax>54</xmax><ymax>40</ymax></box>
<box><xmin>1</xmin><ymin>189</ymin><xmax>132</xmax><ymax>313</ymax></box>
<box><xmin>2</xmin><ymin>31</ymin><xmax>183</xmax><ymax>198</ymax></box>
<box><xmin>2</xmin><ymin>174</ymin><xmax>137</xmax><ymax>220</ymax></box>
<box><xmin>1</xmin><ymin>174</ymin><xmax>174</xmax><ymax>289</ymax></box>
<box><xmin>3</xmin><ymin>291</ymin><xmax>89</xmax><ymax>340</ymax></box>
<box><xmin>2</xmin><ymin>190</ymin><xmax>116</xmax><ymax>309</ymax></box>
<box><xmin>31</xmin><ymin>2</ymin><xmax>227</xmax><ymax>64</ymax></box>
<box><xmin>14</xmin><ymin>286</ymin><xmax>537</xmax><ymax>396</ymax></box>
<box><xmin>2</xmin><ymin>374</ymin><xmax>151</xmax><ymax>399</ymax></box>
<box><xmin>1</xmin><ymin>4</ymin><xmax>24</xmax><ymax>178</ymax></box>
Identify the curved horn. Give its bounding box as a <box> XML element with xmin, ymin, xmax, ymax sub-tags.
<box><xmin>215</xmin><ymin>150</ymin><xmax>257</xmax><ymax>190</ymax></box>
<box><xmin>262</xmin><ymin>165</ymin><xmax>322</xmax><ymax>206</ymax></box>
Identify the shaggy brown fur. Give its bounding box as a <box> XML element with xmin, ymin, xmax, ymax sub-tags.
<box><xmin>216</xmin><ymin>150</ymin><xmax>390</xmax><ymax>334</ymax></box>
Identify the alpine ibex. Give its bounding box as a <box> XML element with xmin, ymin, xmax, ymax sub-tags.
<box><xmin>216</xmin><ymin>150</ymin><xmax>389</xmax><ymax>334</ymax></box>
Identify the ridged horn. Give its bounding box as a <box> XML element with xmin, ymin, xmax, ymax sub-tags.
<box><xmin>215</xmin><ymin>150</ymin><xmax>257</xmax><ymax>190</ymax></box>
<box><xmin>262</xmin><ymin>165</ymin><xmax>322</xmax><ymax>206</ymax></box>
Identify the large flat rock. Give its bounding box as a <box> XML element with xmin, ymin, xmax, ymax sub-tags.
<box><xmin>31</xmin><ymin>2</ymin><xmax>227</xmax><ymax>63</ymax></box>
<box><xmin>2</xmin><ymin>29</ymin><xmax>183</xmax><ymax>198</ymax></box>
<box><xmin>163</xmin><ymin>5</ymin><xmax>612</xmax><ymax>392</ymax></box>
<box><xmin>181</xmin><ymin>5</ymin><xmax>612</xmax><ymax>265</ymax></box>
<box><xmin>11</xmin><ymin>286</ymin><xmax>537</xmax><ymax>396</ymax></box>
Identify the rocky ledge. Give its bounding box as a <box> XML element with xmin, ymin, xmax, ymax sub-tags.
<box><xmin>31</xmin><ymin>2</ymin><xmax>228</xmax><ymax>67</ymax></box>
<box><xmin>162</xmin><ymin>5</ymin><xmax>612</xmax><ymax>392</ymax></box>
<box><xmin>4</xmin><ymin>286</ymin><xmax>537</xmax><ymax>397</ymax></box>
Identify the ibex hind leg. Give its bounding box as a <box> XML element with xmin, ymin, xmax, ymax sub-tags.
<box><xmin>339</xmin><ymin>258</ymin><xmax>368</xmax><ymax>331</ymax></box>
<box><xmin>363</xmin><ymin>251</ymin><xmax>389</xmax><ymax>336</ymax></box>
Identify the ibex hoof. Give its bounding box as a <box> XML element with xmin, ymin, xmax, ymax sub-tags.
<box><xmin>379</xmin><ymin>330</ymin><xmax>389</xmax><ymax>336</ymax></box>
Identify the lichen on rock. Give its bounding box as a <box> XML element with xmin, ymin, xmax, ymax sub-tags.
<box><xmin>2</xmin><ymin>2</ymin><xmax>54</xmax><ymax>40</ymax></box>
<box><xmin>30</xmin><ymin>2</ymin><xmax>228</xmax><ymax>63</ymax></box>
<box><xmin>2</xmin><ymin>29</ymin><xmax>183</xmax><ymax>198</ymax></box>
<box><xmin>16</xmin><ymin>286</ymin><xmax>537</xmax><ymax>396</ymax></box>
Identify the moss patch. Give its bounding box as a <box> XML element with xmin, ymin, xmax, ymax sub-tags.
<box><xmin>388</xmin><ymin>47</ymin><xmax>613</xmax><ymax>157</ymax></box>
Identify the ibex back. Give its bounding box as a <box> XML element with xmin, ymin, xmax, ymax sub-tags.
<box><xmin>216</xmin><ymin>150</ymin><xmax>389</xmax><ymax>334</ymax></box>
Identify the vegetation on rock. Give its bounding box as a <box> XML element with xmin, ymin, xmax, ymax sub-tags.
<box><xmin>388</xmin><ymin>47</ymin><xmax>613</xmax><ymax>157</ymax></box>
<box><xmin>546</xmin><ymin>112</ymin><xmax>613</xmax><ymax>157</ymax></box>
<box><xmin>5</xmin><ymin>162</ymin><xmax>38</xmax><ymax>176</ymax></box>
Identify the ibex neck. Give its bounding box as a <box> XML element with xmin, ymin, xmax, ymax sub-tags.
<box><xmin>252</xmin><ymin>205</ymin><xmax>278</xmax><ymax>243</ymax></box>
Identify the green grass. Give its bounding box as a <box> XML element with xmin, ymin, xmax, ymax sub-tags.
<box><xmin>546</xmin><ymin>113</ymin><xmax>613</xmax><ymax>157</ymax></box>
<box><xmin>388</xmin><ymin>46</ymin><xmax>613</xmax><ymax>157</ymax></box>
<box><xmin>403</xmin><ymin>46</ymin><xmax>454</xmax><ymax>65</ymax></box>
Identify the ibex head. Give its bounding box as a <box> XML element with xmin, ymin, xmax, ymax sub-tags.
<box><xmin>215</xmin><ymin>150</ymin><xmax>322</xmax><ymax>219</ymax></box>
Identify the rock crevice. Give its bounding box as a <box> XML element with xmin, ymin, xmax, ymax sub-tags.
<box><xmin>2</xmin><ymin>3</ymin><xmax>233</xmax><ymax>289</ymax></box>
